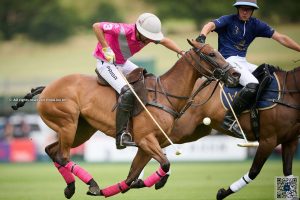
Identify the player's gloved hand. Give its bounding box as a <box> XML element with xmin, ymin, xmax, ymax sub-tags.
<box><xmin>102</xmin><ymin>47</ymin><xmax>115</xmax><ymax>63</ymax></box>
<box><xmin>196</xmin><ymin>34</ymin><xmax>206</xmax><ymax>43</ymax></box>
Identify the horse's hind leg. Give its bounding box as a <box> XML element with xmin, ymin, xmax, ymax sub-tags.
<box><xmin>45</xmin><ymin>141</ymin><xmax>76</xmax><ymax>199</ymax></box>
<box><xmin>282</xmin><ymin>138</ymin><xmax>299</xmax><ymax>176</ymax></box>
<box><xmin>216</xmin><ymin>140</ymin><xmax>277</xmax><ymax>200</ymax></box>
<box><xmin>57</xmin><ymin>124</ymin><xmax>101</xmax><ymax>196</ymax></box>
<box><xmin>45</xmin><ymin>119</ymin><xmax>97</xmax><ymax>199</ymax></box>
<box><xmin>44</xmin><ymin>117</ymin><xmax>101</xmax><ymax>197</ymax></box>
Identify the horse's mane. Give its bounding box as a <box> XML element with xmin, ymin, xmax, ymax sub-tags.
<box><xmin>266</xmin><ymin>64</ymin><xmax>300</xmax><ymax>74</ymax></box>
<box><xmin>265</xmin><ymin>64</ymin><xmax>284</xmax><ymax>73</ymax></box>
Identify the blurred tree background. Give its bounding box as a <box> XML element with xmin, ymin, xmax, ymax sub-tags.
<box><xmin>148</xmin><ymin>0</ymin><xmax>300</xmax><ymax>27</ymax></box>
<box><xmin>0</xmin><ymin>0</ymin><xmax>299</xmax><ymax>43</ymax></box>
<box><xmin>0</xmin><ymin>0</ymin><xmax>123</xmax><ymax>42</ymax></box>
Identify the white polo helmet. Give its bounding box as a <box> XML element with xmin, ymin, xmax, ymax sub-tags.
<box><xmin>136</xmin><ymin>13</ymin><xmax>164</xmax><ymax>41</ymax></box>
<box><xmin>233</xmin><ymin>0</ymin><xmax>259</xmax><ymax>9</ymax></box>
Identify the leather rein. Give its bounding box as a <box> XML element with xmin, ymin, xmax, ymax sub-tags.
<box><xmin>146</xmin><ymin>45</ymin><xmax>232</xmax><ymax>119</ymax></box>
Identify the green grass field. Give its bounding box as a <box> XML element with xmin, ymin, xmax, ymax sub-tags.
<box><xmin>0</xmin><ymin>161</ymin><xmax>299</xmax><ymax>200</ymax></box>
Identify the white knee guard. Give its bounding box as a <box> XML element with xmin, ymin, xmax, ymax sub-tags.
<box><xmin>226</xmin><ymin>56</ymin><xmax>259</xmax><ymax>86</ymax></box>
<box><xmin>96</xmin><ymin>59</ymin><xmax>127</xmax><ymax>93</ymax></box>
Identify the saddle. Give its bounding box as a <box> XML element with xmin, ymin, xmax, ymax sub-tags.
<box><xmin>95</xmin><ymin>67</ymin><xmax>153</xmax><ymax>116</ymax></box>
<box><xmin>221</xmin><ymin>64</ymin><xmax>281</xmax><ymax>140</ymax></box>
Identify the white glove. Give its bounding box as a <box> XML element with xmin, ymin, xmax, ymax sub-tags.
<box><xmin>102</xmin><ymin>47</ymin><xmax>115</xmax><ymax>63</ymax></box>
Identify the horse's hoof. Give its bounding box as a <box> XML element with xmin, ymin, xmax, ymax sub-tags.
<box><xmin>64</xmin><ymin>182</ymin><xmax>75</xmax><ymax>199</ymax></box>
<box><xmin>216</xmin><ymin>188</ymin><xmax>226</xmax><ymax>200</ymax></box>
<box><xmin>121</xmin><ymin>187</ymin><xmax>130</xmax><ymax>194</ymax></box>
<box><xmin>130</xmin><ymin>179</ymin><xmax>145</xmax><ymax>188</ymax></box>
<box><xmin>86</xmin><ymin>185</ymin><xmax>102</xmax><ymax>196</ymax></box>
<box><xmin>155</xmin><ymin>174</ymin><xmax>169</xmax><ymax>190</ymax></box>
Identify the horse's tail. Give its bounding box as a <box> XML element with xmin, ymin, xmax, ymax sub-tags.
<box><xmin>11</xmin><ymin>86</ymin><xmax>46</xmax><ymax>111</ymax></box>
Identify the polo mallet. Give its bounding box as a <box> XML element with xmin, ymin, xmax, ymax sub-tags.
<box><xmin>219</xmin><ymin>83</ymin><xmax>259</xmax><ymax>147</ymax></box>
<box><xmin>118</xmin><ymin>69</ymin><xmax>182</xmax><ymax>155</ymax></box>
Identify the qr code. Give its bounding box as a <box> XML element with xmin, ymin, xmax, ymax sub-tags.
<box><xmin>275</xmin><ymin>176</ymin><xmax>299</xmax><ymax>200</ymax></box>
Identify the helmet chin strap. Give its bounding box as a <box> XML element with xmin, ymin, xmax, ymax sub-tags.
<box><xmin>236</xmin><ymin>7</ymin><xmax>254</xmax><ymax>21</ymax></box>
<box><xmin>136</xmin><ymin>29</ymin><xmax>150</xmax><ymax>44</ymax></box>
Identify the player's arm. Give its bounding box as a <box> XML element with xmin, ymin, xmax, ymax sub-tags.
<box><xmin>196</xmin><ymin>22</ymin><xmax>216</xmax><ymax>43</ymax></box>
<box><xmin>272</xmin><ymin>31</ymin><xmax>300</xmax><ymax>52</ymax></box>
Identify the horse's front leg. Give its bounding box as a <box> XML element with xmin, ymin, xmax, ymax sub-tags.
<box><xmin>216</xmin><ymin>139</ymin><xmax>277</xmax><ymax>200</ymax></box>
<box><xmin>130</xmin><ymin>134</ymin><xmax>171</xmax><ymax>188</ymax></box>
<box><xmin>126</xmin><ymin>148</ymin><xmax>152</xmax><ymax>188</ymax></box>
<box><xmin>99</xmin><ymin>148</ymin><xmax>151</xmax><ymax>197</ymax></box>
<box><xmin>99</xmin><ymin>134</ymin><xmax>170</xmax><ymax>197</ymax></box>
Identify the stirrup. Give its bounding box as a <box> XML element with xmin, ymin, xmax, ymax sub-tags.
<box><xmin>119</xmin><ymin>132</ymin><xmax>137</xmax><ymax>148</ymax></box>
<box><xmin>229</xmin><ymin>121</ymin><xmax>243</xmax><ymax>138</ymax></box>
<box><xmin>223</xmin><ymin>120</ymin><xmax>243</xmax><ymax>139</ymax></box>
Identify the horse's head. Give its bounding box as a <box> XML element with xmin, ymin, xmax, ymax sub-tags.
<box><xmin>187</xmin><ymin>39</ymin><xmax>240</xmax><ymax>87</ymax></box>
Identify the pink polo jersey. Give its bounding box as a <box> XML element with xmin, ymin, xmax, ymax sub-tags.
<box><xmin>93</xmin><ymin>22</ymin><xmax>147</xmax><ymax>64</ymax></box>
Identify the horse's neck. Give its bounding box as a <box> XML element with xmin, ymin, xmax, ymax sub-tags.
<box><xmin>276</xmin><ymin>67</ymin><xmax>300</xmax><ymax>91</ymax></box>
<box><xmin>159</xmin><ymin>57</ymin><xmax>199</xmax><ymax>99</ymax></box>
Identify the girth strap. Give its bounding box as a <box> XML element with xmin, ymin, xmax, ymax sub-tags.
<box><xmin>146</xmin><ymin>78</ymin><xmax>214</xmax><ymax>119</ymax></box>
<box><xmin>146</xmin><ymin>102</ymin><xmax>180</xmax><ymax>118</ymax></box>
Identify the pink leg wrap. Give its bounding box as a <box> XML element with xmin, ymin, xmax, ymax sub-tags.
<box><xmin>144</xmin><ymin>167</ymin><xmax>167</xmax><ymax>187</ymax></box>
<box><xmin>65</xmin><ymin>161</ymin><xmax>93</xmax><ymax>184</ymax></box>
<box><xmin>54</xmin><ymin>162</ymin><xmax>75</xmax><ymax>184</ymax></box>
<box><xmin>101</xmin><ymin>181</ymin><xmax>129</xmax><ymax>197</ymax></box>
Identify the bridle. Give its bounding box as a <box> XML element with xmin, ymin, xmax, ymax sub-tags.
<box><xmin>146</xmin><ymin>42</ymin><xmax>235</xmax><ymax>119</ymax></box>
<box><xmin>183</xmin><ymin>43</ymin><xmax>233</xmax><ymax>81</ymax></box>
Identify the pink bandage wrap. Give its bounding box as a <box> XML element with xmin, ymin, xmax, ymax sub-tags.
<box><xmin>101</xmin><ymin>180</ymin><xmax>129</xmax><ymax>197</ymax></box>
<box><xmin>144</xmin><ymin>167</ymin><xmax>167</xmax><ymax>187</ymax></box>
<box><xmin>54</xmin><ymin>162</ymin><xmax>75</xmax><ymax>184</ymax></box>
<box><xmin>65</xmin><ymin>161</ymin><xmax>93</xmax><ymax>184</ymax></box>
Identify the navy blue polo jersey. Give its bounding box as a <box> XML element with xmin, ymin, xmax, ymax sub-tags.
<box><xmin>213</xmin><ymin>14</ymin><xmax>275</xmax><ymax>59</ymax></box>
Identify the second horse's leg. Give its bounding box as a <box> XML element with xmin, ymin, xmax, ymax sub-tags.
<box><xmin>216</xmin><ymin>139</ymin><xmax>277</xmax><ymax>200</ymax></box>
<box><xmin>282</xmin><ymin>138</ymin><xmax>299</xmax><ymax>176</ymax></box>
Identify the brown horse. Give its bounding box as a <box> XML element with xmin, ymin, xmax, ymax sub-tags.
<box><xmin>12</xmin><ymin>40</ymin><xmax>240</xmax><ymax>198</ymax></box>
<box><xmin>155</xmin><ymin>65</ymin><xmax>300</xmax><ymax>199</ymax></box>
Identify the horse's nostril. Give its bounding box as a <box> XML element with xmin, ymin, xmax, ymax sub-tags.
<box><xmin>233</xmin><ymin>72</ymin><xmax>241</xmax><ymax>78</ymax></box>
<box><xmin>232</xmin><ymin>72</ymin><xmax>241</xmax><ymax>79</ymax></box>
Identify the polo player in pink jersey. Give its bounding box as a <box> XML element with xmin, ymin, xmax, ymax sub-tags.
<box><xmin>93</xmin><ymin>13</ymin><xmax>184</xmax><ymax>149</ymax></box>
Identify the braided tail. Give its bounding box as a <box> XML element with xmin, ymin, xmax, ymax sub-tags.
<box><xmin>11</xmin><ymin>86</ymin><xmax>45</xmax><ymax>111</ymax></box>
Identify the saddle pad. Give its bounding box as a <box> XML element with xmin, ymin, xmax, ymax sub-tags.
<box><xmin>221</xmin><ymin>73</ymin><xmax>280</xmax><ymax>111</ymax></box>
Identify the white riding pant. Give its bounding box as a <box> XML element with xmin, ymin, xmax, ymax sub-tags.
<box><xmin>96</xmin><ymin>59</ymin><xmax>139</xmax><ymax>94</ymax></box>
<box><xmin>226</xmin><ymin>56</ymin><xmax>258</xmax><ymax>87</ymax></box>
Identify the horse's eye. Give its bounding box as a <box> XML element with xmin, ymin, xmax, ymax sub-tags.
<box><xmin>209</xmin><ymin>52</ymin><xmax>215</xmax><ymax>57</ymax></box>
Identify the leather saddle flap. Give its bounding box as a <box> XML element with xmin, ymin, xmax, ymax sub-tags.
<box><xmin>95</xmin><ymin>67</ymin><xmax>151</xmax><ymax>116</ymax></box>
<box><xmin>128</xmin><ymin>68</ymin><xmax>150</xmax><ymax>116</ymax></box>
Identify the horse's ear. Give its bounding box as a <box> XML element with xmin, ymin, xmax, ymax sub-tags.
<box><xmin>187</xmin><ymin>39</ymin><xmax>195</xmax><ymax>47</ymax></box>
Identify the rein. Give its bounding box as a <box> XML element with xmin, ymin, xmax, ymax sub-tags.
<box><xmin>184</xmin><ymin>46</ymin><xmax>232</xmax><ymax>80</ymax></box>
<box><xmin>146</xmin><ymin>45</ymin><xmax>229</xmax><ymax>119</ymax></box>
<box><xmin>190</xmin><ymin>80</ymin><xmax>220</xmax><ymax>107</ymax></box>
